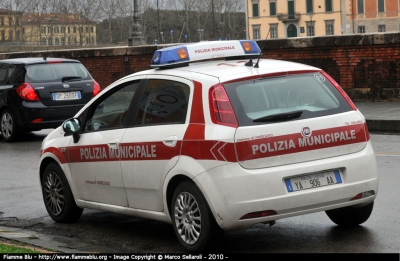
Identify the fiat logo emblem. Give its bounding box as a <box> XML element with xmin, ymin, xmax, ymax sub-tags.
<box><xmin>301</xmin><ymin>126</ymin><xmax>312</xmax><ymax>138</ymax></box>
<box><xmin>63</xmin><ymin>84</ymin><xmax>70</xmax><ymax>88</ymax></box>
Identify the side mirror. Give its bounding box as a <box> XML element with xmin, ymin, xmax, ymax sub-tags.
<box><xmin>62</xmin><ymin>118</ymin><xmax>81</xmax><ymax>143</ymax></box>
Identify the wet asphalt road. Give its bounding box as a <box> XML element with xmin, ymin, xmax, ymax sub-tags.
<box><xmin>0</xmin><ymin>130</ymin><xmax>399</xmax><ymax>253</ymax></box>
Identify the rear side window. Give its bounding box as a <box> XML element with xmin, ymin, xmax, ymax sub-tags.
<box><xmin>135</xmin><ymin>79</ymin><xmax>190</xmax><ymax>126</ymax></box>
<box><xmin>25</xmin><ymin>63</ymin><xmax>91</xmax><ymax>82</ymax></box>
<box><xmin>225</xmin><ymin>72</ymin><xmax>352</xmax><ymax>126</ymax></box>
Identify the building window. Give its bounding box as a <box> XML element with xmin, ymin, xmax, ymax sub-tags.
<box><xmin>252</xmin><ymin>1</ymin><xmax>259</xmax><ymax>17</ymax></box>
<box><xmin>1</xmin><ymin>17</ymin><xmax>4</xmax><ymax>26</ymax></box>
<box><xmin>306</xmin><ymin>0</ymin><xmax>313</xmax><ymax>13</ymax></box>
<box><xmin>270</xmin><ymin>24</ymin><xmax>278</xmax><ymax>38</ymax></box>
<box><xmin>15</xmin><ymin>18</ymin><xmax>19</xmax><ymax>26</ymax></box>
<box><xmin>8</xmin><ymin>17</ymin><xmax>12</xmax><ymax>26</ymax></box>
<box><xmin>252</xmin><ymin>25</ymin><xmax>260</xmax><ymax>39</ymax></box>
<box><xmin>55</xmin><ymin>37</ymin><xmax>59</xmax><ymax>45</ymax></box>
<box><xmin>61</xmin><ymin>26</ymin><xmax>65</xmax><ymax>33</ymax></box>
<box><xmin>41</xmin><ymin>37</ymin><xmax>46</xmax><ymax>45</ymax></box>
<box><xmin>8</xmin><ymin>30</ymin><xmax>12</xmax><ymax>41</ymax></box>
<box><xmin>357</xmin><ymin>0</ymin><xmax>364</xmax><ymax>14</ymax></box>
<box><xmin>41</xmin><ymin>26</ymin><xmax>46</xmax><ymax>34</ymax></box>
<box><xmin>16</xmin><ymin>30</ymin><xmax>20</xmax><ymax>41</ymax></box>
<box><xmin>288</xmin><ymin>0</ymin><xmax>295</xmax><ymax>19</ymax></box>
<box><xmin>358</xmin><ymin>26</ymin><xmax>365</xmax><ymax>33</ymax></box>
<box><xmin>325</xmin><ymin>0</ymin><xmax>333</xmax><ymax>12</ymax></box>
<box><xmin>61</xmin><ymin>37</ymin><xmax>65</xmax><ymax>45</ymax></box>
<box><xmin>47</xmin><ymin>26</ymin><xmax>52</xmax><ymax>34</ymax></box>
<box><xmin>306</xmin><ymin>21</ymin><xmax>314</xmax><ymax>36</ymax></box>
<box><xmin>73</xmin><ymin>27</ymin><xmax>76</xmax><ymax>33</ymax></box>
<box><xmin>378</xmin><ymin>25</ymin><xmax>386</xmax><ymax>32</ymax></box>
<box><xmin>325</xmin><ymin>20</ymin><xmax>334</xmax><ymax>35</ymax></box>
<box><xmin>91</xmin><ymin>26</ymin><xmax>94</xmax><ymax>33</ymax></box>
<box><xmin>378</xmin><ymin>0</ymin><xmax>385</xmax><ymax>13</ymax></box>
<box><xmin>54</xmin><ymin>27</ymin><xmax>59</xmax><ymax>33</ymax></box>
<box><xmin>1</xmin><ymin>30</ymin><xmax>5</xmax><ymax>41</ymax></box>
<box><xmin>270</xmin><ymin>1</ymin><xmax>276</xmax><ymax>16</ymax></box>
<box><xmin>68</xmin><ymin>26</ymin><xmax>70</xmax><ymax>33</ymax></box>
<box><xmin>48</xmin><ymin>37</ymin><xmax>52</xmax><ymax>45</ymax></box>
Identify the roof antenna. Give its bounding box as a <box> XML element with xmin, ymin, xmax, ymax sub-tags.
<box><xmin>253</xmin><ymin>28</ymin><xmax>270</xmax><ymax>68</ymax></box>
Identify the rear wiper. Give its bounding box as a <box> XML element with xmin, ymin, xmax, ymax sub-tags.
<box><xmin>253</xmin><ymin>110</ymin><xmax>303</xmax><ymax>122</ymax></box>
<box><xmin>62</xmin><ymin>76</ymin><xmax>82</xmax><ymax>82</ymax></box>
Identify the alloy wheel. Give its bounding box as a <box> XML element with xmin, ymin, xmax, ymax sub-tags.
<box><xmin>174</xmin><ymin>192</ymin><xmax>202</xmax><ymax>245</ymax></box>
<box><xmin>43</xmin><ymin>171</ymin><xmax>65</xmax><ymax>216</ymax></box>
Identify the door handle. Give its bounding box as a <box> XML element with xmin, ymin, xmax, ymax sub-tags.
<box><xmin>163</xmin><ymin>136</ymin><xmax>178</xmax><ymax>147</ymax></box>
<box><xmin>108</xmin><ymin>139</ymin><xmax>120</xmax><ymax>149</ymax></box>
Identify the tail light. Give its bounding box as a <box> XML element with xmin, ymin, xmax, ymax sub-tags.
<box><xmin>92</xmin><ymin>80</ymin><xmax>101</xmax><ymax>97</ymax></box>
<box><xmin>209</xmin><ymin>83</ymin><xmax>238</xmax><ymax>128</ymax></box>
<box><xmin>363</xmin><ymin>122</ymin><xmax>370</xmax><ymax>141</ymax></box>
<box><xmin>16</xmin><ymin>83</ymin><xmax>39</xmax><ymax>101</ymax></box>
<box><xmin>321</xmin><ymin>70</ymin><xmax>357</xmax><ymax>111</ymax></box>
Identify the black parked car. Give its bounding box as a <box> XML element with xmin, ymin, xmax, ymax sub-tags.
<box><xmin>0</xmin><ymin>57</ymin><xmax>100</xmax><ymax>141</ymax></box>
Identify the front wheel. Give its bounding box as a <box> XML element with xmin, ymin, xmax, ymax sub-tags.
<box><xmin>42</xmin><ymin>163</ymin><xmax>83</xmax><ymax>223</ymax></box>
<box><xmin>325</xmin><ymin>202</ymin><xmax>374</xmax><ymax>226</ymax></box>
<box><xmin>171</xmin><ymin>181</ymin><xmax>222</xmax><ymax>253</ymax></box>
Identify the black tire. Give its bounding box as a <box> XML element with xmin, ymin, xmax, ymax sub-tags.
<box><xmin>41</xmin><ymin>163</ymin><xmax>83</xmax><ymax>223</ymax></box>
<box><xmin>325</xmin><ymin>202</ymin><xmax>374</xmax><ymax>226</ymax></box>
<box><xmin>0</xmin><ymin>109</ymin><xmax>21</xmax><ymax>142</ymax></box>
<box><xmin>171</xmin><ymin>181</ymin><xmax>223</xmax><ymax>253</ymax></box>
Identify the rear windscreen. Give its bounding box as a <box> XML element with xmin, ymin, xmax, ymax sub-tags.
<box><xmin>25</xmin><ymin>63</ymin><xmax>91</xmax><ymax>83</ymax></box>
<box><xmin>224</xmin><ymin>72</ymin><xmax>352</xmax><ymax>126</ymax></box>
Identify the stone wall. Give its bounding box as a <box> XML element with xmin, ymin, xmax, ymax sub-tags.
<box><xmin>0</xmin><ymin>33</ymin><xmax>399</xmax><ymax>101</ymax></box>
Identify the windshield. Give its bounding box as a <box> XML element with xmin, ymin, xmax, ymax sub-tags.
<box><xmin>25</xmin><ymin>63</ymin><xmax>91</xmax><ymax>83</ymax></box>
<box><xmin>224</xmin><ymin>72</ymin><xmax>352</xmax><ymax>126</ymax></box>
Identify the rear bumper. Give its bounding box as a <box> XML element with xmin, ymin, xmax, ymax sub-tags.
<box><xmin>16</xmin><ymin>101</ymin><xmax>84</xmax><ymax>130</ymax></box>
<box><xmin>194</xmin><ymin>141</ymin><xmax>379</xmax><ymax>230</ymax></box>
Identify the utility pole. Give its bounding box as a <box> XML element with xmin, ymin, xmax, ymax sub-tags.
<box><xmin>128</xmin><ymin>0</ymin><xmax>145</xmax><ymax>46</ymax></box>
<box><xmin>157</xmin><ymin>0</ymin><xmax>160</xmax><ymax>40</ymax></box>
<box><xmin>212</xmin><ymin>0</ymin><xmax>214</xmax><ymax>40</ymax></box>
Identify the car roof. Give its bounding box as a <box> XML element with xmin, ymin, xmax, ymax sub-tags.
<box><xmin>0</xmin><ymin>57</ymin><xmax>80</xmax><ymax>65</ymax></box>
<box><xmin>141</xmin><ymin>58</ymin><xmax>320</xmax><ymax>83</ymax></box>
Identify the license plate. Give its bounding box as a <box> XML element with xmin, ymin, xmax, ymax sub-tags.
<box><xmin>52</xmin><ymin>91</ymin><xmax>81</xmax><ymax>101</ymax></box>
<box><xmin>285</xmin><ymin>170</ymin><xmax>342</xmax><ymax>192</ymax></box>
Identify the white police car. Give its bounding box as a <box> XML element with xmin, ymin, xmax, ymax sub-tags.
<box><xmin>39</xmin><ymin>40</ymin><xmax>378</xmax><ymax>252</ymax></box>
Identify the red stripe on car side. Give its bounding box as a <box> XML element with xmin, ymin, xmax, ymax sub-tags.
<box><xmin>41</xmin><ymin>147</ymin><xmax>67</xmax><ymax>164</ymax></box>
<box><xmin>236</xmin><ymin>124</ymin><xmax>367</xmax><ymax>161</ymax></box>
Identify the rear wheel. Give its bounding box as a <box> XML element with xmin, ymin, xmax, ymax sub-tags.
<box><xmin>0</xmin><ymin>109</ymin><xmax>20</xmax><ymax>142</ymax></box>
<box><xmin>42</xmin><ymin>163</ymin><xmax>83</xmax><ymax>223</ymax></box>
<box><xmin>171</xmin><ymin>181</ymin><xmax>223</xmax><ymax>253</ymax></box>
<box><xmin>325</xmin><ymin>202</ymin><xmax>374</xmax><ymax>226</ymax></box>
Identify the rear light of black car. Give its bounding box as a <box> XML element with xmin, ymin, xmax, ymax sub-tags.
<box><xmin>93</xmin><ymin>80</ymin><xmax>101</xmax><ymax>97</ymax></box>
<box><xmin>16</xmin><ymin>83</ymin><xmax>39</xmax><ymax>101</ymax></box>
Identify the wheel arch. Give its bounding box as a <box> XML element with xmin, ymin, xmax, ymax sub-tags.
<box><xmin>39</xmin><ymin>157</ymin><xmax>59</xmax><ymax>183</ymax></box>
<box><xmin>166</xmin><ymin>174</ymin><xmax>193</xmax><ymax>218</ymax></box>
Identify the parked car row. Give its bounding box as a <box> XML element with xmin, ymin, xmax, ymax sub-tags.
<box><xmin>0</xmin><ymin>57</ymin><xmax>100</xmax><ymax>142</ymax></box>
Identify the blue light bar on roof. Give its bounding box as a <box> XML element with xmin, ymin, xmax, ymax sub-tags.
<box><xmin>150</xmin><ymin>40</ymin><xmax>261</xmax><ymax>68</ymax></box>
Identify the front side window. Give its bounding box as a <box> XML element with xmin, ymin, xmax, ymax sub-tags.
<box><xmin>224</xmin><ymin>72</ymin><xmax>351</xmax><ymax>126</ymax></box>
<box><xmin>270</xmin><ymin>1</ymin><xmax>276</xmax><ymax>16</ymax></box>
<box><xmin>85</xmin><ymin>82</ymin><xmax>139</xmax><ymax>131</ymax></box>
<box><xmin>325</xmin><ymin>0</ymin><xmax>333</xmax><ymax>12</ymax></box>
<box><xmin>135</xmin><ymin>79</ymin><xmax>190</xmax><ymax>126</ymax></box>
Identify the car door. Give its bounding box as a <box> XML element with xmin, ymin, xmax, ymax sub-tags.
<box><xmin>120</xmin><ymin>77</ymin><xmax>192</xmax><ymax>211</ymax></box>
<box><xmin>68</xmin><ymin>79</ymin><xmax>141</xmax><ymax>206</ymax></box>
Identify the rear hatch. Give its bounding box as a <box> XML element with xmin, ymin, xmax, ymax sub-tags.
<box><xmin>25</xmin><ymin>62</ymin><xmax>94</xmax><ymax>107</ymax></box>
<box><xmin>224</xmin><ymin>71</ymin><xmax>369</xmax><ymax>169</ymax></box>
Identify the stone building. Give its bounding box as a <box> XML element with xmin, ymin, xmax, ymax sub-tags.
<box><xmin>22</xmin><ymin>13</ymin><xmax>97</xmax><ymax>46</ymax></box>
<box><xmin>0</xmin><ymin>8</ymin><xmax>23</xmax><ymax>43</ymax></box>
